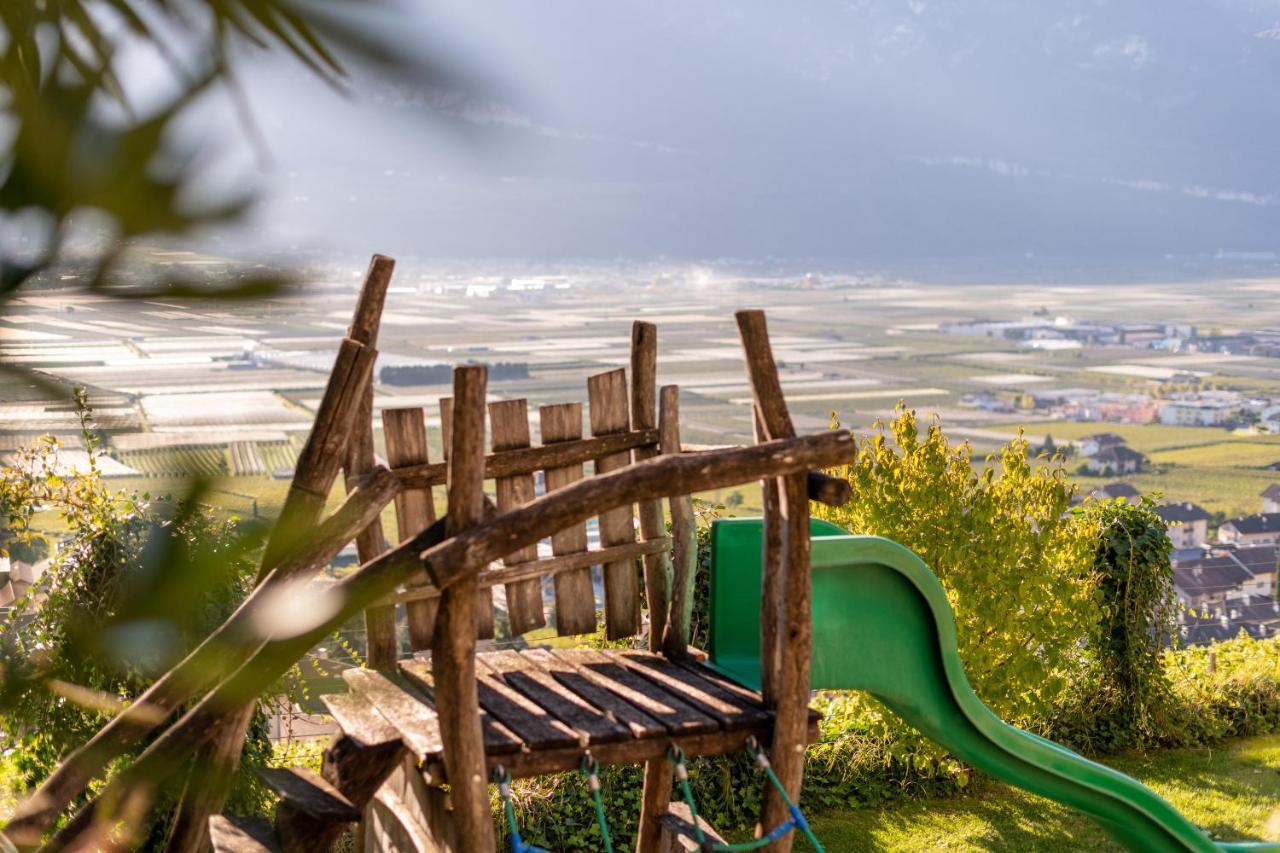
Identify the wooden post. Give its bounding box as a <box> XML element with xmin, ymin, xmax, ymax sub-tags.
<box><xmin>383</xmin><ymin>407</ymin><xmax>439</xmax><ymax>653</ymax></box>
<box><xmin>736</xmin><ymin>309</ymin><xmax>810</xmax><ymax>853</ymax></box>
<box><xmin>432</xmin><ymin>365</ymin><xmax>495</xmax><ymax>852</ymax></box>
<box><xmin>631</xmin><ymin>321</ymin><xmax>673</xmax><ymax>650</ymax></box>
<box><xmin>588</xmin><ymin>368</ymin><xmax>641</xmax><ymax>639</ymax></box>
<box><xmin>660</xmin><ymin>386</ymin><xmax>698</xmax><ymax>660</ymax></box>
<box><xmin>489</xmin><ymin>399</ymin><xmax>547</xmax><ymax>637</ymax></box>
<box><xmin>440</xmin><ymin>396</ymin><xmax>495</xmax><ymax>641</ymax></box>
<box><xmin>755</xmin><ymin>412</ymin><xmax>783</xmax><ymax>707</ymax></box>
<box><xmin>539</xmin><ymin>403</ymin><xmax>599</xmax><ymax>636</ymax></box>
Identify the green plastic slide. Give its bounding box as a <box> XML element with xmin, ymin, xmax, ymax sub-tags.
<box><xmin>707</xmin><ymin>517</ymin><xmax>1280</xmax><ymax>852</ymax></box>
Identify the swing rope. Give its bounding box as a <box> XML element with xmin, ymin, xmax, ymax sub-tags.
<box><xmin>670</xmin><ymin>739</ymin><xmax>824</xmax><ymax>853</ymax></box>
<box><xmin>494</xmin><ymin>765</ymin><xmax>551</xmax><ymax>853</ymax></box>
<box><xmin>580</xmin><ymin>753</ymin><xmax>615</xmax><ymax>853</ymax></box>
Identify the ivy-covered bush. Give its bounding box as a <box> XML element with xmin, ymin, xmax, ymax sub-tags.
<box><xmin>0</xmin><ymin>433</ymin><xmax>272</xmax><ymax>844</ymax></box>
<box><xmin>1051</xmin><ymin>497</ymin><xmax>1177</xmax><ymax>751</ymax></box>
<box><xmin>815</xmin><ymin>408</ymin><xmax>1099</xmax><ymax>730</ymax></box>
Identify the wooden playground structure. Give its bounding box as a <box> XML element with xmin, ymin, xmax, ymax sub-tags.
<box><xmin>2</xmin><ymin>255</ymin><xmax>854</xmax><ymax>852</ymax></box>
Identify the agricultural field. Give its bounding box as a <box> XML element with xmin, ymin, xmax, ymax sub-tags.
<box><xmin>9</xmin><ymin>262</ymin><xmax>1280</xmax><ymax>530</ymax></box>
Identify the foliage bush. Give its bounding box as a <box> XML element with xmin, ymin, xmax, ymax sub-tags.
<box><xmin>1050</xmin><ymin>497</ymin><xmax>1178</xmax><ymax>751</ymax></box>
<box><xmin>0</xmin><ymin>430</ymin><xmax>273</xmax><ymax>844</ymax></box>
<box><xmin>815</xmin><ymin>408</ymin><xmax>1099</xmax><ymax>730</ymax></box>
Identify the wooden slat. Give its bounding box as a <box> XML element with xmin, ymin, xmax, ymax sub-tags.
<box><xmin>398</xmin><ymin>660</ymin><xmax>522</xmax><ymax>755</ymax></box>
<box><xmin>469</xmin><ymin>664</ymin><xmax>580</xmax><ymax>750</ymax></box>
<box><xmin>520</xmin><ymin>649</ymin><xmax>666</xmax><ymax>740</ymax></box>
<box><xmin>319</xmin><ymin>692</ymin><xmax>400</xmax><ymax>749</ymax></box>
<box><xmin>382</xmin><ymin>407</ymin><xmax>438</xmax><ymax>651</ymax></box>
<box><xmin>616</xmin><ymin>652</ymin><xmax>770</xmax><ymax>730</ymax></box>
<box><xmin>376</xmin><ymin>538</ymin><xmax>670</xmax><ymax>606</ymax></box>
<box><xmin>392</xmin><ymin>429</ymin><xmax>659</xmax><ymax>489</ymax></box>
<box><xmin>588</xmin><ymin>368</ymin><xmax>641</xmax><ymax>639</ymax></box>
<box><xmin>538</xmin><ymin>403</ymin><xmax>598</xmax><ymax>636</ymax></box>
<box><xmin>208</xmin><ymin>815</ymin><xmax>281</xmax><ymax>853</ymax></box>
<box><xmin>481</xmin><ymin>651</ymin><xmax>632</xmax><ymax>745</ymax></box>
<box><xmin>342</xmin><ymin>669</ymin><xmax>444</xmax><ymax>760</ymax></box>
<box><xmin>550</xmin><ymin>650</ymin><xmax>717</xmax><ymax>736</ymax></box>
<box><xmin>439</xmin><ymin>396</ymin><xmax>495</xmax><ymax>640</ymax></box>
<box><xmin>489</xmin><ymin>399</ymin><xmax>546</xmax><ymax>636</ymax></box>
<box><xmin>631</xmin><ymin>321</ymin><xmax>672</xmax><ymax>657</ymax></box>
<box><xmin>257</xmin><ymin>766</ymin><xmax>359</xmax><ymax>823</ymax></box>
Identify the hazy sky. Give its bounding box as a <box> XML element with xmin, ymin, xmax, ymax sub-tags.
<box><xmin>196</xmin><ymin>1</ymin><xmax>1280</xmax><ymax>264</ymax></box>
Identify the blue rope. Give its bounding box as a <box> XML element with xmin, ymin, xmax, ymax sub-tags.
<box><xmin>669</xmin><ymin>741</ymin><xmax>824</xmax><ymax>852</ymax></box>
<box><xmin>494</xmin><ymin>766</ymin><xmax>551</xmax><ymax>853</ymax></box>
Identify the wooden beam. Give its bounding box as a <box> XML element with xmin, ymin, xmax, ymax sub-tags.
<box><xmin>422</xmin><ymin>430</ymin><xmax>855</xmax><ymax>592</ymax></box>
<box><xmin>431</xmin><ymin>365</ymin><xmax>495</xmax><ymax>852</ymax></box>
<box><xmin>349</xmin><ymin>387</ymin><xmax>397</xmax><ymax>669</ymax></box>
<box><xmin>391</xmin><ymin>429</ymin><xmax>659</xmax><ymax>489</ymax></box>
<box><xmin>539</xmin><ymin>403</ymin><xmax>598</xmax><ymax>636</ymax></box>
<box><xmin>375</xmin><ymin>538</ymin><xmax>670</xmax><ymax>605</ymax></box>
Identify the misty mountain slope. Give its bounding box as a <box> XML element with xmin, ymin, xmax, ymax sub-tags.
<box><xmin>214</xmin><ymin>0</ymin><xmax>1280</xmax><ymax>262</ymax></box>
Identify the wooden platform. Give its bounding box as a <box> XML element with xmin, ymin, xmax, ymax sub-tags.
<box><xmin>325</xmin><ymin>649</ymin><xmax>821</xmax><ymax>781</ymax></box>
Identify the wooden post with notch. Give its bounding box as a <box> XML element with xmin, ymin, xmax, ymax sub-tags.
<box><xmin>431</xmin><ymin>365</ymin><xmax>495</xmax><ymax>852</ymax></box>
<box><xmin>736</xmin><ymin>309</ymin><xmax>811</xmax><ymax>853</ymax></box>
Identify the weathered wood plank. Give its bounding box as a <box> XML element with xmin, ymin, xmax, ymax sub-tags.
<box><xmin>319</xmin><ymin>692</ymin><xmax>400</xmax><ymax>748</ymax></box>
<box><xmin>208</xmin><ymin>815</ymin><xmax>281</xmax><ymax>853</ymax></box>
<box><xmin>481</xmin><ymin>651</ymin><xmax>631</xmax><ymax>745</ymax></box>
<box><xmin>616</xmin><ymin>652</ymin><xmax>770</xmax><ymax>730</ymax></box>
<box><xmin>471</xmin><ymin>668</ymin><xmax>580</xmax><ymax>751</ymax></box>
<box><xmin>382</xmin><ymin>406</ymin><xmax>439</xmax><ymax>651</ymax></box>
<box><xmin>342</xmin><ymin>669</ymin><xmax>444</xmax><ymax>760</ymax></box>
<box><xmin>538</xmin><ymin>403</ymin><xmax>597</xmax><ymax>636</ymax></box>
<box><xmin>258</xmin><ymin>766</ymin><xmax>360</xmax><ymax>841</ymax></box>
<box><xmin>588</xmin><ymin>368</ymin><xmax>641</xmax><ymax>639</ymax></box>
<box><xmin>348</xmin><ymin>387</ymin><xmax>398</xmax><ymax>670</ymax></box>
<box><xmin>399</xmin><ymin>660</ymin><xmax>522</xmax><ymax>755</ymax></box>
<box><xmin>488</xmin><ymin>399</ymin><xmax>546</xmax><ymax>636</ymax></box>
<box><xmin>393</xmin><ymin>429</ymin><xmax>660</xmax><ymax>489</ymax></box>
<box><xmin>550</xmin><ymin>650</ymin><xmax>717</xmax><ymax>736</ymax></box>
<box><xmin>520</xmin><ymin>649</ymin><xmax>666</xmax><ymax>740</ymax></box>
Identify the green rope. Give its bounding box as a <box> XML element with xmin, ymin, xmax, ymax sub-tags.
<box><xmin>669</xmin><ymin>741</ymin><xmax>824</xmax><ymax>853</ymax></box>
<box><xmin>581</xmin><ymin>754</ymin><xmax>614</xmax><ymax>853</ymax></box>
<box><xmin>494</xmin><ymin>766</ymin><xmax>550</xmax><ymax>853</ymax></box>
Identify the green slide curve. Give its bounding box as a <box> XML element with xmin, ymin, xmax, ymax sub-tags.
<box><xmin>706</xmin><ymin>517</ymin><xmax>1280</xmax><ymax>852</ymax></box>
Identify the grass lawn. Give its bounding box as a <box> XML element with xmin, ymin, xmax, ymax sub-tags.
<box><xmin>796</xmin><ymin>735</ymin><xmax>1280</xmax><ymax>851</ymax></box>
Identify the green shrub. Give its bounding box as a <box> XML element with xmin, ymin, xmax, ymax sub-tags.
<box><xmin>815</xmin><ymin>408</ymin><xmax>1099</xmax><ymax>731</ymax></box>
<box><xmin>0</xmin><ymin>431</ymin><xmax>273</xmax><ymax>843</ymax></box>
